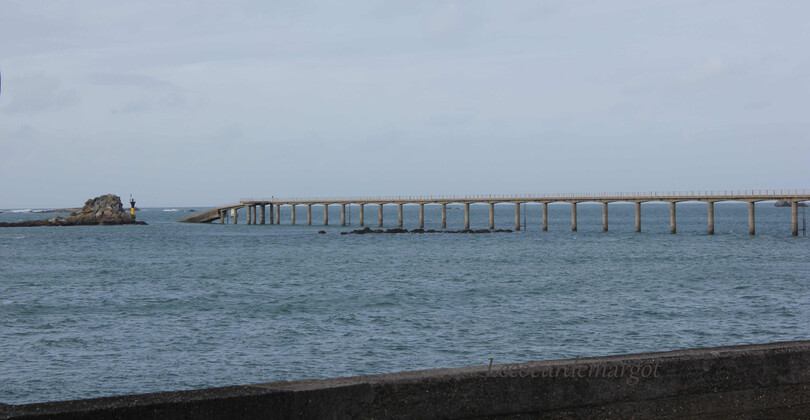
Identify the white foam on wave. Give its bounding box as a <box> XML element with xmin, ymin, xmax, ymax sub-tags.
<box><xmin>163</xmin><ymin>208</ymin><xmax>180</xmax><ymax>212</ymax></box>
<box><xmin>9</xmin><ymin>209</ymin><xmax>33</xmax><ymax>213</ymax></box>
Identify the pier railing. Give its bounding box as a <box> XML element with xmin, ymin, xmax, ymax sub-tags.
<box><xmin>241</xmin><ymin>189</ymin><xmax>810</xmax><ymax>204</ymax></box>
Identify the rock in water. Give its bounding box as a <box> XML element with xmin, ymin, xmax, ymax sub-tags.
<box><xmin>68</xmin><ymin>194</ymin><xmax>139</xmax><ymax>225</ymax></box>
<box><xmin>0</xmin><ymin>194</ymin><xmax>146</xmax><ymax>227</ymax></box>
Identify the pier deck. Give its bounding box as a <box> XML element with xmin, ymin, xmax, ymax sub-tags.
<box><xmin>180</xmin><ymin>190</ymin><xmax>810</xmax><ymax>236</ymax></box>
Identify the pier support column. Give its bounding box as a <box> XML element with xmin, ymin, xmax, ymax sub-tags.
<box><xmin>378</xmin><ymin>204</ymin><xmax>384</xmax><ymax>227</ymax></box>
<box><xmin>542</xmin><ymin>203</ymin><xmax>548</xmax><ymax>232</ymax></box>
<box><xmin>708</xmin><ymin>202</ymin><xmax>715</xmax><ymax>235</ymax></box>
<box><xmin>515</xmin><ymin>203</ymin><xmax>521</xmax><ymax>231</ymax></box>
<box><xmin>419</xmin><ymin>203</ymin><xmax>424</xmax><ymax>228</ymax></box>
<box><xmin>464</xmin><ymin>203</ymin><xmax>470</xmax><ymax>230</ymax></box>
<box><xmin>246</xmin><ymin>205</ymin><xmax>252</xmax><ymax>225</ymax></box>
<box><xmin>307</xmin><ymin>204</ymin><xmax>312</xmax><ymax>225</ymax></box>
<box><xmin>749</xmin><ymin>202</ymin><xmax>755</xmax><ymax>235</ymax></box>
<box><xmin>341</xmin><ymin>204</ymin><xmax>346</xmax><ymax>226</ymax></box>
<box><xmin>571</xmin><ymin>203</ymin><xmax>577</xmax><ymax>232</ymax></box>
<box><xmin>323</xmin><ymin>204</ymin><xmax>328</xmax><ymax>225</ymax></box>
<box><xmin>602</xmin><ymin>202</ymin><xmax>608</xmax><ymax>232</ymax></box>
<box><xmin>233</xmin><ymin>208</ymin><xmax>238</xmax><ymax>224</ymax></box>
<box><xmin>291</xmin><ymin>205</ymin><xmax>296</xmax><ymax>225</ymax></box>
<box><xmin>398</xmin><ymin>204</ymin><xmax>404</xmax><ymax>227</ymax></box>
<box><xmin>441</xmin><ymin>203</ymin><xmax>447</xmax><ymax>228</ymax></box>
<box><xmin>489</xmin><ymin>203</ymin><xmax>495</xmax><ymax>230</ymax></box>
<box><xmin>252</xmin><ymin>206</ymin><xmax>257</xmax><ymax>225</ymax></box>
<box><xmin>792</xmin><ymin>201</ymin><xmax>799</xmax><ymax>236</ymax></box>
<box><xmin>276</xmin><ymin>205</ymin><xmax>281</xmax><ymax>225</ymax></box>
<box><xmin>635</xmin><ymin>202</ymin><xmax>642</xmax><ymax>232</ymax></box>
<box><xmin>269</xmin><ymin>204</ymin><xmax>274</xmax><ymax>224</ymax></box>
<box><xmin>670</xmin><ymin>202</ymin><xmax>677</xmax><ymax>234</ymax></box>
<box><xmin>259</xmin><ymin>205</ymin><xmax>266</xmax><ymax>225</ymax></box>
<box><xmin>359</xmin><ymin>204</ymin><xmax>365</xmax><ymax>226</ymax></box>
<box><xmin>220</xmin><ymin>210</ymin><xmax>225</xmax><ymax>224</ymax></box>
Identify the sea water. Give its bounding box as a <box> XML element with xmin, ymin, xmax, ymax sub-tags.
<box><xmin>0</xmin><ymin>202</ymin><xmax>808</xmax><ymax>404</ymax></box>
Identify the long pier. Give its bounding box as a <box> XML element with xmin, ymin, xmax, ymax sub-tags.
<box><xmin>180</xmin><ymin>190</ymin><xmax>810</xmax><ymax>236</ymax></box>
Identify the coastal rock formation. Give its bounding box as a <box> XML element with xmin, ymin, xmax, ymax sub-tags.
<box><xmin>0</xmin><ymin>194</ymin><xmax>146</xmax><ymax>227</ymax></box>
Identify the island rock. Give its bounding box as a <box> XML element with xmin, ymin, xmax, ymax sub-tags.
<box><xmin>0</xmin><ymin>194</ymin><xmax>146</xmax><ymax>227</ymax></box>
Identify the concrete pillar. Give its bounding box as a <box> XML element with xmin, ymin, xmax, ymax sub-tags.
<box><xmin>571</xmin><ymin>202</ymin><xmax>577</xmax><ymax>232</ymax></box>
<box><xmin>542</xmin><ymin>203</ymin><xmax>548</xmax><ymax>232</ymax></box>
<box><xmin>515</xmin><ymin>203</ymin><xmax>521</xmax><ymax>231</ymax></box>
<box><xmin>708</xmin><ymin>202</ymin><xmax>715</xmax><ymax>235</ymax></box>
<box><xmin>233</xmin><ymin>208</ymin><xmax>238</xmax><ymax>224</ymax></box>
<box><xmin>307</xmin><ymin>204</ymin><xmax>312</xmax><ymax>225</ymax></box>
<box><xmin>220</xmin><ymin>210</ymin><xmax>225</xmax><ymax>224</ymax></box>
<box><xmin>259</xmin><ymin>205</ymin><xmax>266</xmax><ymax>225</ymax></box>
<box><xmin>489</xmin><ymin>203</ymin><xmax>495</xmax><ymax>230</ymax></box>
<box><xmin>269</xmin><ymin>204</ymin><xmax>274</xmax><ymax>224</ymax></box>
<box><xmin>749</xmin><ymin>202</ymin><xmax>755</xmax><ymax>235</ymax></box>
<box><xmin>246</xmin><ymin>205</ymin><xmax>252</xmax><ymax>225</ymax></box>
<box><xmin>341</xmin><ymin>204</ymin><xmax>346</xmax><ymax>226</ymax></box>
<box><xmin>792</xmin><ymin>201</ymin><xmax>799</xmax><ymax>236</ymax></box>
<box><xmin>670</xmin><ymin>202</ymin><xmax>677</xmax><ymax>234</ymax></box>
<box><xmin>441</xmin><ymin>203</ymin><xmax>447</xmax><ymax>228</ymax></box>
<box><xmin>323</xmin><ymin>204</ymin><xmax>328</xmax><ymax>225</ymax></box>
<box><xmin>378</xmin><ymin>204</ymin><xmax>384</xmax><ymax>227</ymax></box>
<box><xmin>419</xmin><ymin>203</ymin><xmax>425</xmax><ymax>228</ymax></box>
<box><xmin>291</xmin><ymin>204</ymin><xmax>296</xmax><ymax>225</ymax></box>
<box><xmin>276</xmin><ymin>204</ymin><xmax>281</xmax><ymax>225</ymax></box>
<box><xmin>602</xmin><ymin>202</ymin><xmax>608</xmax><ymax>232</ymax></box>
<box><xmin>464</xmin><ymin>203</ymin><xmax>470</xmax><ymax>230</ymax></box>
<box><xmin>635</xmin><ymin>202</ymin><xmax>642</xmax><ymax>232</ymax></box>
<box><xmin>398</xmin><ymin>204</ymin><xmax>404</xmax><ymax>227</ymax></box>
<box><xmin>252</xmin><ymin>206</ymin><xmax>257</xmax><ymax>225</ymax></box>
<box><xmin>359</xmin><ymin>204</ymin><xmax>365</xmax><ymax>226</ymax></box>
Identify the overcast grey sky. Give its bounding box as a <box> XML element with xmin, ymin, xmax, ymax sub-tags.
<box><xmin>1</xmin><ymin>1</ymin><xmax>808</xmax><ymax>207</ymax></box>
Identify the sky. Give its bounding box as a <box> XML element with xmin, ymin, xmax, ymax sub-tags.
<box><xmin>1</xmin><ymin>1</ymin><xmax>809</xmax><ymax>207</ymax></box>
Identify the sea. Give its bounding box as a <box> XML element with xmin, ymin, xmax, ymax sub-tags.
<box><xmin>0</xmin><ymin>202</ymin><xmax>808</xmax><ymax>405</ymax></box>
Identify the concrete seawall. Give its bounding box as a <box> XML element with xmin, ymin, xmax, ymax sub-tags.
<box><xmin>2</xmin><ymin>340</ymin><xmax>808</xmax><ymax>419</ymax></box>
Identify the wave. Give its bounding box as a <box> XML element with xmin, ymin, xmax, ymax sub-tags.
<box><xmin>9</xmin><ymin>209</ymin><xmax>34</xmax><ymax>213</ymax></box>
<box><xmin>163</xmin><ymin>209</ymin><xmax>180</xmax><ymax>212</ymax></box>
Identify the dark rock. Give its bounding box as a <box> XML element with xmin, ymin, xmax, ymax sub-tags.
<box><xmin>373</xmin><ymin>229</ymin><xmax>384</xmax><ymax>233</ymax></box>
<box><xmin>318</xmin><ymin>230</ymin><xmax>326</xmax><ymax>234</ymax></box>
<box><xmin>0</xmin><ymin>194</ymin><xmax>147</xmax><ymax>227</ymax></box>
<box><xmin>474</xmin><ymin>229</ymin><xmax>491</xmax><ymax>233</ymax></box>
<box><xmin>411</xmin><ymin>228</ymin><xmax>425</xmax><ymax>233</ymax></box>
<box><xmin>775</xmin><ymin>200</ymin><xmax>807</xmax><ymax>207</ymax></box>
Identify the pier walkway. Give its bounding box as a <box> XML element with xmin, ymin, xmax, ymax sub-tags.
<box><xmin>180</xmin><ymin>190</ymin><xmax>810</xmax><ymax>236</ymax></box>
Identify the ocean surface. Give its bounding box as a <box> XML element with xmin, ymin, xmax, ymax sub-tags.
<box><xmin>0</xmin><ymin>202</ymin><xmax>808</xmax><ymax>404</ymax></box>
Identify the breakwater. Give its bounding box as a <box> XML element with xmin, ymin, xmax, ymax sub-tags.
<box><xmin>2</xmin><ymin>340</ymin><xmax>808</xmax><ymax>419</ymax></box>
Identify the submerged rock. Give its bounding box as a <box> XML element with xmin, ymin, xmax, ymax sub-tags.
<box><xmin>0</xmin><ymin>194</ymin><xmax>146</xmax><ymax>227</ymax></box>
<box><xmin>775</xmin><ymin>200</ymin><xmax>807</xmax><ymax>207</ymax></box>
<box><xmin>340</xmin><ymin>227</ymin><xmax>511</xmax><ymax>235</ymax></box>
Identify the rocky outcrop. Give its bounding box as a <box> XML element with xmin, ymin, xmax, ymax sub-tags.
<box><xmin>775</xmin><ymin>200</ymin><xmax>807</xmax><ymax>207</ymax></box>
<box><xmin>0</xmin><ymin>194</ymin><xmax>146</xmax><ymax>227</ymax></box>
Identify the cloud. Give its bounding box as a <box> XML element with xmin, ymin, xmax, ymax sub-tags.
<box><xmin>87</xmin><ymin>72</ymin><xmax>179</xmax><ymax>90</ymax></box>
<box><xmin>3</xmin><ymin>73</ymin><xmax>79</xmax><ymax>113</ymax></box>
